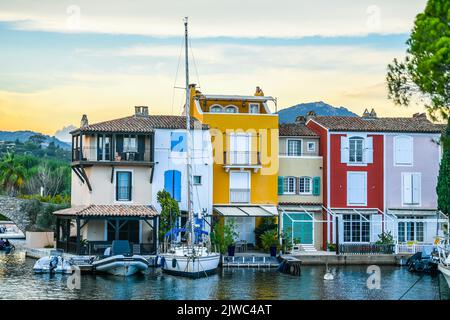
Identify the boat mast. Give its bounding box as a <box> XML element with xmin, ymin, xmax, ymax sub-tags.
<box><xmin>184</xmin><ymin>17</ymin><xmax>195</xmax><ymax>246</ymax></box>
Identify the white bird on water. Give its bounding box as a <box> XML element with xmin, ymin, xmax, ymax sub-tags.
<box><xmin>324</xmin><ymin>263</ymin><xmax>334</xmax><ymax>280</ymax></box>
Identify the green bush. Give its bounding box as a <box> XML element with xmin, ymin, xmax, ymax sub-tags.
<box><xmin>260</xmin><ymin>229</ymin><xmax>279</xmax><ymax>251</ymax></box>
<box><xmin>375</xmin><ymin>231</ymin><xmax>395</xmax><ymax>245</ymax></box>
<box><xmin>254</xmin><ymin>216</ymin><xmax>277</xmax><ymax>248</ymax></box>
<box><xmin>211</xmin><ymin>219</ymin><xmax>239</xmax><ymax>254</ymax></box>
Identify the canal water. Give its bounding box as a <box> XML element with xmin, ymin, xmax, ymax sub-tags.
<box><xmin>0</xmin><ymin>251</ymin><xmax>448</xmax><ymax>300</ymax></box>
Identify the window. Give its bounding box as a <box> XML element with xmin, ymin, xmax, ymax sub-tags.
<box><xmin>123</xmin><ymin>135</ymin><xmax>137</xmax><ymax>152</ymax></box>
<box><xmin>349</xmin><ymin>137</ymin><xmax>364</xmax><ymax>163</ymax></box>
<box><xmin>299</xmin><ymin>177</ymin><xmax>312</xmax><ymax>194</ymax></box>
<box><xmin>402</xmin><ymin>173</ymin><xmax>421</xmax><ymax>205</ymax></box>
<box><xmin>398</xmin><ymin>216</ymin><xmax>424</xmax><ymax>243</ymax></box>
<box><xmin>116</xmin><ymin>171</ymin><xmax>132</xmax><ymax>201</ymax></box>
<box><xmin>193</xmin><ymin>175</ymin><xmax>202</xmax><ymax>185</ymax></box>
<box><xmin>283</xmin><ymin>177</ymin><xmax>296</xmax><ymax>194</ymax></box>
<box><xmin>347</xmin><ymin>172</ymin><xmax>367</xmax><ymax>205</ymax></box>
<box><xmin>343</xmin><ymin>214</ymin><xmax>370</xmax><ymax>243</ymax></box>
<box><xmin>225</xmin><ymin>105</ymin><xmax>238</xmax><ymax>113</ymax></box>
<box><xmin>164</xmin><ymin>170</ymin><xmax>181</xmax><ymax>201</ymax></box>
<box><xmin>307</xmin><ymin>141</ymin><xmax>316</xmax><ymax>152</ymax></box>
<box><xmin>394</xmin><ymin>135</ymin><xmax>413</xmax><ymax>166</ymax></box>
<box><xmin>210</xmin><ymin>105</ymin><xmax>222</xmax><ymax>113</ymax></box>
<box><xmin>229</xmin><ymin>133</ymin><xmax>251</xmax><ymax>165</ymax></box>
<box><xmin>249</xmin><ymin>103</ymin><xmax>260</xmax><ymax>114</ymax></box>
<box><xmin>230</xmin><ymin>171</ymin><xmax>250</xmax><ymax>203</ymax></box>
<box><xmin>171</xmin><ymin>132</ymin><xmax>187</xmax><ymax>152</ymax></box>
<box><xmin>287</xmin><ymin>139</ymin><xmax>302</xmax><ymax>156</ymax></box>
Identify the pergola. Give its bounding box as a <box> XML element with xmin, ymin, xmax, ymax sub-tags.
<box><xmin>53</xmin><ymin>204</ymin><xmax>159</xmax><ymax>255</ymax></box>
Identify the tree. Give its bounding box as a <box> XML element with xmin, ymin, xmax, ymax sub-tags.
<box><xmin>437</xmin><ymin>119</ymin><xmax>450</xmax><ymax>215</ymax></box>
<box><xmin>0</xmin><ymin>153</ymin><xmax>26</xmax><ymax>195</ymax></box>
<box><xmin>386</xmin><ymin>0</ymin><xmax>450</xmax><ymax>120</ymax></box>
<box><xmin>28</xmin><ymin>134</ymin><xmax>46</xmax><ymax>146</ymax></box>
<box><xmin>156</xmin><ymin>190</ymin><xmax>180</xmax><ymax>241</ymax></box>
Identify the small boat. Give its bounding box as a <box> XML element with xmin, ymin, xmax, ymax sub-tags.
<box><xmin>33</xmin><ymin>251</ymin><xmax>73</xmax><ymax>274</ymax></box>
<box><xmin>406</xmin><ymin>247</ymin><xmax>439</xmax><ymax>274</ymax></box>
<box><xmin>92</xmin><ymin>240</ymin><xmax>148</xmax><ymax>276</ymax></box>
<box><xmin>437</xmin><ymin>241</ymin><xmax>450</xmax><ymax>288</ymax></box>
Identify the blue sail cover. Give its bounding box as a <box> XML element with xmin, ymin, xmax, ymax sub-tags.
<box><xmin>164</xmin><ymin>227</ymin><xmax>208</xmax><ymax>238</ymax></box>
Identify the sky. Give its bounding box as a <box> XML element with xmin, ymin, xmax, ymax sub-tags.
<box><xmin>0</xmin><ymin>0</ymin><xmax>430</xmax><ymax>137</ymax></box>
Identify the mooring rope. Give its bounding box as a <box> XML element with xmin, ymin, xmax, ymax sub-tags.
<box><xmin>398</xmin><ymin>274</ymin><xmax>424</xmax><ymax>300</ymax></box>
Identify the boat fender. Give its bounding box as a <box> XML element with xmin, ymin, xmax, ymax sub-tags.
<box><xmin>159</xmin><ymin>256</ymin><xmax>166</xmax><ymax>267</ymax></box>
<box><xmin>172</xmin><ymin>258</ymin><xmax>177</xmax><ymax>268</ymax></box>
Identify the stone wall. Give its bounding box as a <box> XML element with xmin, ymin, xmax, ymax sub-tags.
<box><xmin>0</xmin><ymin>195</ymin><xmax>32</xmax><ymax>232</ymax></box>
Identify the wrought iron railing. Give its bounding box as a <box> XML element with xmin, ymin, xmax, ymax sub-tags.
<box><xmin>230</xmin><ymin>189</ymin><xmax>251</xmax><ymax>203</ymax></box>
<box><xmin>338</xmin><ymin>243</ymin><xmax>395</xmax><ymax>255</ymax></box>
<box><xmin>224</xmin><ymin>151</ymin><xmax>261</xmax><ymax>166</ymax></box>
<box><xmin>72</xmin><ymin>147</ymin><xmax>152</xmax><ymax>162</ymax></box>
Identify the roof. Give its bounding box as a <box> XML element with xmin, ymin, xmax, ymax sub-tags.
<box><xmin>197</xmin><ymin>94</ymin><xmax>275</xmax><ymax>102</ymax></box>
<box><xmin>279</xmin><ymin>123</ymin><xmax>319</xmax><ymax>137</ymax></box>
<box><xmin>53</xmin><ymin>205</ymin><xmax>159</xmax><ymax>218</ymax></box>
<box><xmin>71</xmin><ymin>115</ymin><xmax>208</xmax><ymax>134</ymax></box>
<box><xmin>308</xmin><ymin>115</ymin><xmax>443</xmax><ymax>133</ymax></box>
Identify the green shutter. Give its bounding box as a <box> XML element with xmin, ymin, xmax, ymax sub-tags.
<box><xmin>278</xmin><ymin>176</ymin><xmax>284</xmax><ymax>195</ymax></box>
<box><xmin>312</xmin><ymin>177</ymin><xmax>320</xmax><ymax>196</ymax></box>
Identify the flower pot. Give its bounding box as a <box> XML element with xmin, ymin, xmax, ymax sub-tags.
<box><xmin>270</xmin><ymin>245</ymin><xmax>277</xmax><ymax>257</ymax></box>
<box><xmin>228</xmin><ymin>245</ymin><xmax>236</xmax><ymax>257</ymax></box>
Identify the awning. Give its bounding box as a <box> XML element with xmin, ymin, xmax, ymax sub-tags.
<box><xmin>214</xmin><ymin>205</ymin><xmax>277</xmax><ymax>217</ymax></box>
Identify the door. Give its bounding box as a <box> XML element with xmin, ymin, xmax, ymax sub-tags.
<box><xmin>228</xmin><ymin>217</ymin><xmax>255</xmax><ymax>244</ymax></box>
<box><xmin>283</xmin><ymin>213</ymin><xmax>313</xmax><ymax>244</ymax></box>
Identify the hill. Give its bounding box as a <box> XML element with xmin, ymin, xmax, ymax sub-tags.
<box><xmin>278</xmin><ymin>101</ymin><xmax>358</xmax><ymax>124</ymax></box>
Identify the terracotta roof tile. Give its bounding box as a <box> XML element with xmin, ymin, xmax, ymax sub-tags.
<box><xmin>53</xmin><ymin>205</ymin><xmax>159</xmax><ymax>217</ymax></box>
<box><xmin>72</xmin><ymin>115</ymin><xmax>207</xmax><ymax>134</ymax></box>
<box><xmin>279</xmin><ymin>123</ymin><xmax>319</xmax><ymax>137</ymax></box>
<box><xmin>309</xmin><ymin>115</ymin><xmax>442</xmax><ymax>133</ymax></box>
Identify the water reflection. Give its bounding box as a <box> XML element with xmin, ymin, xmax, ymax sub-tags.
<box><xmin>0</xmin><ymin>252</ymin><xmax>448</xmax><ymax>300</ymax></box>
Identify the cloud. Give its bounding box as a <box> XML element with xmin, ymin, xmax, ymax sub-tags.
<box><xmin>54</xmin><ymin>125</ymin><xmax>77</xmax><ymax>142</ymax></box>
<box><xmin>0</xmin><ymin>0</ymin><xmax>427</xmax><ymax>38</ymax></box>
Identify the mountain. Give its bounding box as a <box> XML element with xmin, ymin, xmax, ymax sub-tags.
<box><xmin>0</xmin><ymin>130</ymin><xmax>71</xmax><ymax>150</ymax></box>
<box><xmin>277</xmin><ymin>101</ymin><xmax>358</xmax><ymax>124</ymax></box>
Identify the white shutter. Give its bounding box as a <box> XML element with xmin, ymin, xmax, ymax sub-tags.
<box><xmin>394</xmin><ymin>136</ymin><xmax>413</xmax><ymax>165</ymax></box>
<box><xmin>402</xmin><ymin>173</ymin><xmax>412</xmax><ymax>204</ymax></box>
<box><xmin>412</xmin><ymin>173</ymin><xmax>421</xmax><ymax>205</ymax></box>
<box><xmin>347</xmin><ymin>172</ymin><xmax>366</xmax><ymax>205</ymax></box>
<box><xmin>337</xmin><ymin>215</ymin><xmax>344</xmax><ymax>244</ymax></box>
<box><xmin>371</xmin><ymin>214</ymin><xmax>383</xmax><ymax>242</ymax></box>
<box><xmin>364</xmin><ymin>137</ymin><xmax>373</xmax><ymax>164</ymax></box>
<box><xmin>341</xmin><ymin>136</ymin><xmax>349</xmax><ymax>163</ymax></box>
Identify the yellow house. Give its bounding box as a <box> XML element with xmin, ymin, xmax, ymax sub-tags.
<box><xmin>189</xmin><ymin>85</ymin><xmax>279</xmax><ymax>247</ymax></box>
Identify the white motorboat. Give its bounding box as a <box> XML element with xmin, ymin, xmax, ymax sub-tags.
<box><xmin>33</xmin><ymin>254</ymin><xmax>73</xmax><ymax>274</ymax></box>
<box><xmin>437</xmin><ymin>241</ymin><xmax>450</xmax><ymax>288</ymax></box>
<box><xmin>160</xmin><ymin>17</ymin><xmax>220</xmax><ymax>279</ymax></box>
<box><xmin>92</xmin><ymin>240</ymin><xmax>149</xmax><ymax>276</ymax></box>
<box><xmin>93</xmin><ymin>254</ymin><xmax>149</xmax><ymax>276</ymax></box>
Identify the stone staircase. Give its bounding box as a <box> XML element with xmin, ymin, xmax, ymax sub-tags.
<box><xmin>300</xmin><ymin>244</ymin><xmax>317</xmax><ymax>252</ymax></box>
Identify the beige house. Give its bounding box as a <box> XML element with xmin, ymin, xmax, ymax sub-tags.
<box><xmin>278</xmin><ymin>116</ymin><xmax>324</xmax><ymax>251</ymax></box>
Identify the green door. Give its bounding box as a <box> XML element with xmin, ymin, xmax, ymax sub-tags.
<box><xmin>283</xmin><ymin>213</ymin><xmax>313</xmax><ymax>244</ymax></box>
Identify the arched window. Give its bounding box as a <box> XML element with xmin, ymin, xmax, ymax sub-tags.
<box><xmin>349</xmin><ymin>136</ymin><xmax>364</xmax><ymax>163</ymax></box>
<box><xmin>209</xmin><ymin>105</ymin><xmax>223</xmax><ymax>113</ymax></box>
<box><xmin>225</xmin><ymin>105</ymin><xmax>238</xmax><ymax>113</ymax></box>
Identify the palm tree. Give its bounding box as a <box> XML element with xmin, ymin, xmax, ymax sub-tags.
<box><xmin>0</xmin><ymin>153</ymin><xmax>26</xmax><ymax>196</ymax></box>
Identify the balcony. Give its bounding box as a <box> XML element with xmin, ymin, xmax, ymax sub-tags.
<box><xmin>72</xmin><ymin>146</ymin><xmax>153</xmax><ymax>165</ymax></box>
<box><xmin>223</xmin><ymin>151</ymin><xmax>261</xmax><ymax>172</ymax></box>
<box><xmin>230</xmin><ymin>188</ymin><xmax>251</xmax><ymax>204</ymax></box>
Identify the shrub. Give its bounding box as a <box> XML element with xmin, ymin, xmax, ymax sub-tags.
<box><xmin>254</xmin><ymin>216</ymin><xmax>277</xmax><ymax>248</ymax></box>
<box><xmin>375</xmin><ymin>231</ymin><xmax>395</xmax><ymax>245</ymax></box>
<box><xmin>260</xmin><ymin>229</ymin><xmax>279</xmax><ymax>251</ymax></box>
<box><xmin>211</xmin><ymin>219</ymin><xmax>239</xmax><ymax>254</ymax></box>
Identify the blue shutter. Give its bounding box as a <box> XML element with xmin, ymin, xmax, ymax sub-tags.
<box><xmin>278</xmin><ymin>176</ymin><xmax>284</xmax><ymax>195</ymax></box>
<box><xmin>164</xmin><ymin>170</ymin><xmax>174</xmax><ymax>198</ymax></box>
<box><xmin>312</xmin><ymin>177</ymin><xmax>320</xmax><ymax>196</ymax></box>
<box><xmin>173</xmin><ymin>170</ymin><xmax>181</xmax><ymax>202</ymax></box>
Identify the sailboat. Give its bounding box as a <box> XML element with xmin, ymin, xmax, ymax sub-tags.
<box><xmin>437</xmin><ymin>239</ymin><xmax>450</xmax><ymax>288</ymax></box>
<box><xmin>159</xmin><ymin>17</ymin><xmax>221</xmax><ymax>278</ymax></box>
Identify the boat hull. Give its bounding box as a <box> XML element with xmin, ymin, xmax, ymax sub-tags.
<box><xmin>33</xmin><ymin>257</ymin><xmax>73</xmax><ymax>274</ymax></box>
<box><xmin>93</xmin><ymin>255</ymin><xmax>148</xmax><ymax>277</ymax></box>
<box><xmin>160</xmin><ymin>253</ymin><xmax>220</xmax><ymax>278</ymax></box>
<box><xmin>438</xmin><ymin>263</ymin><xmax>450</xmax><ymax>288</ymax></box>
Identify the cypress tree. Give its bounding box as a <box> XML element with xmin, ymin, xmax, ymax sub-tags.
<box><xmin>437</xmin><ymin>119</ymin><xmax>450</xmax><ymax>215</ymax></box>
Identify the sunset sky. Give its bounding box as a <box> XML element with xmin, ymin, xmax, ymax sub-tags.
<box><xmin>0</xmin><ymin>0</ymin><xmax>429</xmax><ymax>137</ymax></box>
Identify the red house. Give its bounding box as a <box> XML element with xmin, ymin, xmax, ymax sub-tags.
<box><xmin>306</xmin><ymin>113</ymin><xmax>384</xmax><ymax>248</ymax></box>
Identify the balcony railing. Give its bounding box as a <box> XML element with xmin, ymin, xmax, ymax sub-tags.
<box><xmin>230</xmin><ymin>188</ymin><xmax>251</xmax><ymax>203</ymax></box>
<box><xmin>73</xmin><ymin>147</ymin><xmax>152</xmax><ymax>163</ymax></box>
<box><xmin>224</xmin><ymin>151</ymin><xmax>261</xmax><ymax>166</ymax></box>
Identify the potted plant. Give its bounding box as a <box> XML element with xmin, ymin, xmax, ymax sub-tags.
<box><xmin>211</xmin><ymin>219</ymin><xmax>238</xmax><ymax>256</ymax></box>
<box><xmin>327</xmin><ymin>242</ymin><xmax>336</xmax><ymax>252</ymax></box>
<box><xmin>261</xmin><ymin>229</ymin><xmax>279</xmax><ymax>257</ymax></box>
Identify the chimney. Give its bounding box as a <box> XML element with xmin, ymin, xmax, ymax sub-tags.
<box><xmin>134</xmin><ymin>106</ymin><xmax>149</xmax><ymax>117</ymax></box>
<box><xmin>369</xmin><ymin>108</ymin><xmax>377</xmax><ymax>118</ymax></box>
<box><xmin>306</xmin><ymin>110</ymin><xmax>316</xmax><ymax>121</ymax></box>
<box><xmin>413</xmin><ymin>112</ymin><xmax>427</xmax><ymax>119</ymax></box>
<box><xmin>295</xmin><ymin>115</ymin><xmax>306</xmax><ymax>124</ymax></box>
<box><xmin>254</xmin><ymin>86</ymin><xmax>264</xmax><ymax>96</ymax></box>
<box><xmin>362</xmin><ymin>108</ymin><xmax>371</xmax><ymax>118</ymax></box>
<box><xmin>80</xmin><ymin>114</ymin><xmax>88</xmax><ymax>128</ymax></box>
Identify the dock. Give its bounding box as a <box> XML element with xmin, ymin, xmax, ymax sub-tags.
<box><xmin>222</xmin><ymin>255</ymin><xmax>280</xmax><ymax>268</ymax></box>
